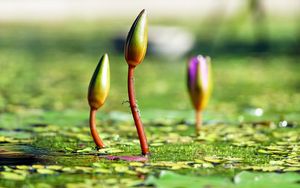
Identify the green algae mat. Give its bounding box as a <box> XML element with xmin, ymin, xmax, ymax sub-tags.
<box><xmin>0</xmin><ymin>110</ymin><xmax>299</xmax><ymax>187</ymax></box>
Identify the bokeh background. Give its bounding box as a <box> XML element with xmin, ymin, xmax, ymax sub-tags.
<box><xmin>0</xmin><ymin>0</ymin><xmax>299</xmax><ymax>125</ymax></box>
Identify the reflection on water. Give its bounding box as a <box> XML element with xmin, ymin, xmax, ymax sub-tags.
<box><xmin>0</xmin><ymin>144</ymin><xmax>47</xmax><ymax>165</ymax></box>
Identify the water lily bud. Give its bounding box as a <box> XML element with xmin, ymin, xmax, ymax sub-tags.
<box><xmin>125</xmin><ymin>9</ymin><xmax>148</xmax><ymax>67</ymax></box>
<box><xmin>88</xmin><ymin>54</ymin><xmax>110</xmax><ymax>110</ymax></box>
<box><xmin>187</xmin><ymin>55</ymin><xmax>212</xmax><ymax>111</ymax></box>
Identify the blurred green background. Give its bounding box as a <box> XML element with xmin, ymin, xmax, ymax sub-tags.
<box><xmin>0</xmin><ymin>0</ymin><xmax>299</xmax><ymax>124</ymax></box>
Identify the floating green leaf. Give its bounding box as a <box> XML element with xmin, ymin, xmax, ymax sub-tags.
<box><xmin>0</xmin><ymin>172</ymin><xmax>26</xmax><ymax>181</ymax></box>
<box><xmin>234</xmin><ymin>171</ymin><xmax>300</xmax><ymax>188</ymax></box>
<box><xmin>145</xmin><ymin>171</ymin><xmax>232</xmax><ymax>188</ymax></box>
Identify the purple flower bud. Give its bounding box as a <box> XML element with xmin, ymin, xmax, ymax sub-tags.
<box><xmin>187</xmin><ymin>55</ymin><xmax>212</xmax><ymax>111</ymax></box>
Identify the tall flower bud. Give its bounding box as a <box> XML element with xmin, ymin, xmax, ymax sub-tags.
<box><xmin>125</xmin><ymin>9</ymin><xmax>148</xmax><ymax>67</ymax></box>
<box><xmin>124</xmin><ymin>10</ymin><xmax>150</xmax><ymax>155</ymax></box>
<box><xmin>187</xmin><ymin>55</ymin><xmax>212</xmax><ymax>111</ymax></box>
<box><xmin>88</xmin><ymin>53</ymin><xmax>110</xmax><ymax>110</ymax></box>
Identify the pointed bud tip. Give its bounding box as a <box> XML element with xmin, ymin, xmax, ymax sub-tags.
<box><xmin>141</xmin><ymin>9</ymin><xmax>147</xmax><ymax>15</ymax></box>
<box><xmin>103</xmin><ymin>53</ymin><xmax>109</xmax><ymax>62</ymax></box>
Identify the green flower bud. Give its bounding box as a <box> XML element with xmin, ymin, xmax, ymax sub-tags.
<box><xmin>125</xmin><ymin>9</ymin><xmax>148</xmax><ymax>67</ymax></box>
<box><xmin>88</xmin><ymin>54</ymin><xmax>110</xmax><ymax>110</ymax></box>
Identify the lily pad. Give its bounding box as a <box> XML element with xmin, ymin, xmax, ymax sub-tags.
<box><xmin>97</xmin><ymin>148</ymin><xmax>124</xmax><ymax>154</ymax></box>
<box><xmin>145</xmin><ymin>171</ymin><xmax>232</xmax><ymax>188</ymax></box>
<box><xmin>234</xmin><ymin>171</ymin><xmax>300</xmax><ymax>188</ymax></box>
<box><xmin>0</xmin><ymin>171</ymin><xmax>26</xmax><ymax>181</ymax></box>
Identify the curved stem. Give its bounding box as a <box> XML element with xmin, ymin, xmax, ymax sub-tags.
<box><xmin>89</xmin><ymin>108</ymin><xmax>105</xmax><ymax>148</ymax></box>
<box><xmin>128</xmin><ymin>65</ymin><xmax>150</xmax><ymax>155</ymax></box>
<box><xmin>195</xmin><ymin>110</ymin><xmax>202</xmax><ymax>136</ymax></box>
